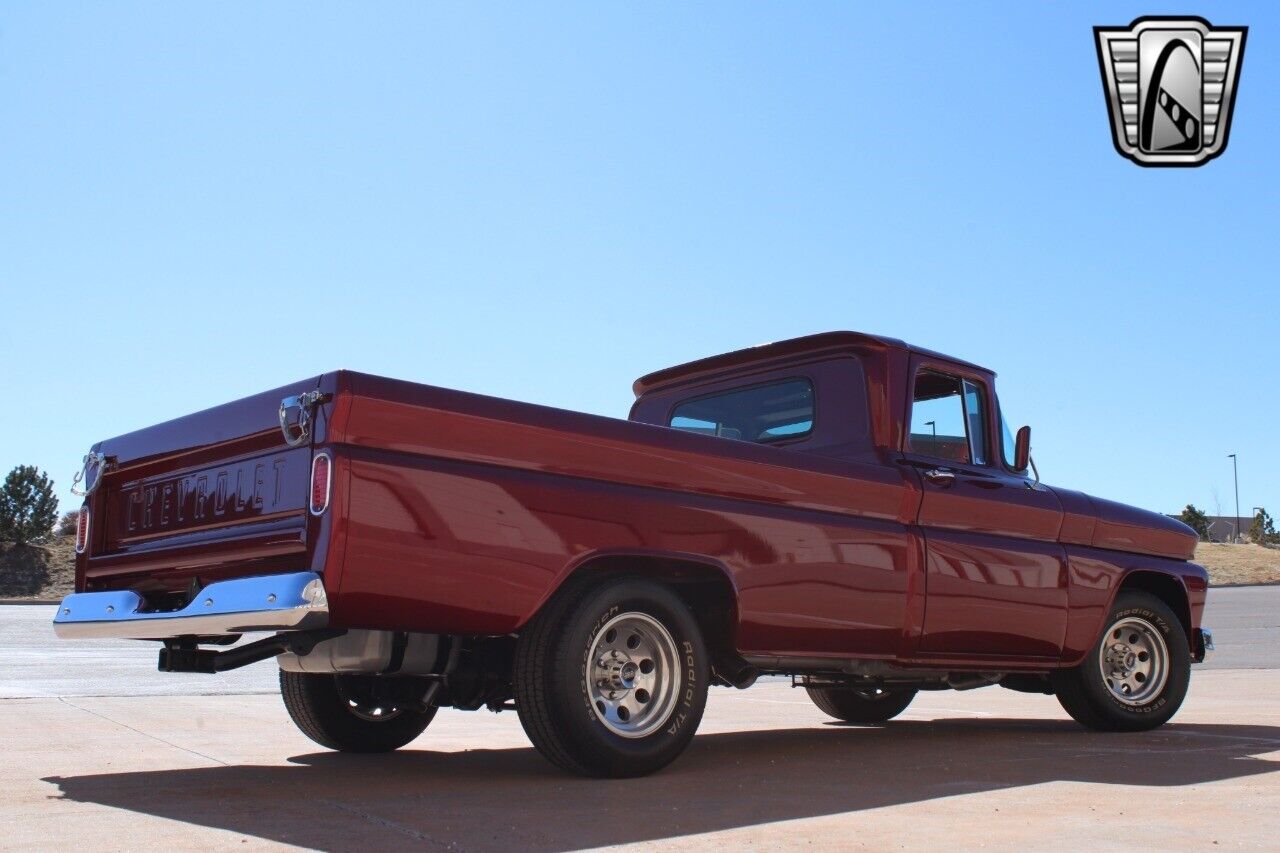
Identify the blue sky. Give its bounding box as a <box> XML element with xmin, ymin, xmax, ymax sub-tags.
<box><xmin>2</xmin><ymin>2</ymin><xmax>1276</xmax><ymax>525</ymax></box>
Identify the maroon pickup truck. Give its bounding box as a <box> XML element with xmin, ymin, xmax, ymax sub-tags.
<box><xmin>56</xmin><ymin>332</ymin><xmax>1211</xmax><ymax>777</ymax></box>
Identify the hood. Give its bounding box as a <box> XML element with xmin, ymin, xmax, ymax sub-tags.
<box><xmin>1085</xmin><ymin>494</ymin><xmax>1198</xmax><ymax>561</ymax></box>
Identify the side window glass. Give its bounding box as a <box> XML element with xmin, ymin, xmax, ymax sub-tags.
<box><xmin>669</xmin><ymin>379</ymin><xmax>814</xmax><ymax>444</ymax></box>
<box><xmin>909</xmin><ymin>371</ymin><xmax>970</xmax><ymax>463</ymax></box>
<box><xmin>962</xmin><ymin>380</ymin><xmax>988</xmax><ymax>465</ymax></box>
<box><xmin>670</xmin><ymin>414</ymin><xmax>718</xmax><ymax>436</ymax></box>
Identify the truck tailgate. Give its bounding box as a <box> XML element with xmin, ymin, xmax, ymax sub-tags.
<box><xmin>78</xmin><ymin>375</ymin><xmax>333</xmax><ymax>598</ymax></box>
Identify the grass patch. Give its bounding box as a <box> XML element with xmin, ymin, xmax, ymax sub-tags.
<box><xmin>1194</xmin><ymin>542</ymin><xmax>1280</xmax><ymax>586</ymax></box>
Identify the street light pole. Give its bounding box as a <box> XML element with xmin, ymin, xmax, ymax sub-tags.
<box><xmin>1228</xmin><ymin>453</ymin><xmax>1240</xmax><ymax>543</ymax></box>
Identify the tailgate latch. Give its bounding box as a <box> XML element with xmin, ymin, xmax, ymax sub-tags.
<box><xmin>279</xmin><ymin>390</ymin><xmax>331</xmax><ymax>447</ymax></box>
<box><xmin>70</xmin><ymin>451</ymin><xmax>111</xmax><ymax>497</ymax></box>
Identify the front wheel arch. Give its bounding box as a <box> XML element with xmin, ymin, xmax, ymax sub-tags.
<box><xmin>1116</xmin><ymin>570</ymin><xmax>1193</xmax><ymax>648</ymax></box>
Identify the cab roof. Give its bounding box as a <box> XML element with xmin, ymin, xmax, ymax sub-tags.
<box><xmin>632</xmin><ymin>331</ymin><xmax>992</xmax><ymax>397</ymax></box>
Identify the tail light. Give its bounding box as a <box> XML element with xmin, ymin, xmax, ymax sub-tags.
<box><xmin>75</xmin><ymin>507</ymin><xmax>90</xmax><ymax>554</ymax></box>
<box><xmin>310</xmin><ymin>452</ymin><xmax>332</xmax><ymax>516</ymax></box>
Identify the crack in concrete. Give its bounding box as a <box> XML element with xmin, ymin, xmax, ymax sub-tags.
<box><xmin>319</xmin><ymin>799</ymin><xmax>464</xmax><ymax>850</ymax></box>
<box><xmin>55</xmin><ymin>696</ymin><xmax>230</xmax><ymax>767</ymax></box>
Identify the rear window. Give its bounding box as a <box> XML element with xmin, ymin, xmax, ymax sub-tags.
<box><xmin>669</xmin><ymin>379</ymin><xmax>814</xmax><ymax>443</ymax></box>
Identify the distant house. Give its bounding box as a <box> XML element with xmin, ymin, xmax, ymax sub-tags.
<box><xmin>1207</xmin><ymin>515</ymin><xmax>1252</xmax><ymax>542</ymax></box>
<box><xmin>1168</xmin><ymin>513</ymin><xmax>1250</xmax><ymax>542</ymax></box>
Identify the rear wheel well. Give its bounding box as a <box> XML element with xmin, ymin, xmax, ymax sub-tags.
<box><xmin>1118</xmin><ymin>571</ymin><xmax>1192</xmax><ymax>644</ymax></box>
<box><xmin>546</xmin><ymin>555</ymin><xmax>744</xmax><ymax>684</ymax></box>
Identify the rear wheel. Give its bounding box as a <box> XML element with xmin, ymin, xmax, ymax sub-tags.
<box><xmin>513</xmin><ymin>576</ymin><xmax>709</xmax><ymax>777</ymax></box>
<box><xmin>280</xmin><ymin>670</ymin><xmax>435</xmax><ymax>752</ymax></box>
<box><xmin>1052</xmin><ymin>591</ymin><xmax>1190</xmax><ymax>732</ymax></box>
<box><xmin>806</xmin><ymin>685</ymin><xmax>917</xmax><ymax>723</ymax></box>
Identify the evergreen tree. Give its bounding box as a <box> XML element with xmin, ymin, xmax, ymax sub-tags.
<box><xmin>1178</xmin><ymin>504</ymin><xmax>1211</xmax><ymax>541</ymax></box>
<box><xmin>0</xmin><ymin>466</ymin><xmax>59</xmax><ymax>545</ymax></box>
<box><xmin>1249</xmin><ymin>508</ymin><xmax>1278</xmax><ymax>546</ymax></box>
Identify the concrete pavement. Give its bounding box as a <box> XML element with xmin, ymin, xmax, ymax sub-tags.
<box><xmin>6</xmin><ymin>673</ymin><xmax>1279</xmax><ymax>850</ymax></box>
<box><xmin>1</xmin><ymin>586</ymin><xmax>1277</xmax><ymax>850</ymax></box>
<box><xmin>1197</xmin><ymin>585</ymin><xmax>1280</xmax><ymax>670</ymax></box>
<box><xmin>1</xmin><ymin>604</ymin><xmax>272</xmax><ymax>699</ymax></box>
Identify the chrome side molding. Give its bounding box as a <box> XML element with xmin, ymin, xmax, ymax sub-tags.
<box><xmin>53</xmin><ymin>572</ymin><xmax>329</xmax><ymax>640</ymax></box>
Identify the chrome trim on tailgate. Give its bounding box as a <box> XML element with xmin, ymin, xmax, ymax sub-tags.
<box><xmin>53</xmin><ymin>572</ymin><xmax>329</xmax><ymax>640</ymax></box>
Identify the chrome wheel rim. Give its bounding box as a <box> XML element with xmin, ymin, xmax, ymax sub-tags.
<box><xmin>587</xmin><ymin>612</ymin><xmax>682</xmax><ymax>739</ymax></box>
<box><xmin>335</xmin><ymin>677</ymin><xmax>405</xmax><ymax>723</ymax></box>
<box><xmin>346</xmin><ymin>699</ymin><xmax>404</xmax><ymax>723</ymax></box>
<box><xmin>1098</xmin><ymin>616</ymin><xmax>1169</xmax><ymax>706</ymax></box>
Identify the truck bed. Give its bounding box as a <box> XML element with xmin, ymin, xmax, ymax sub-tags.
<box><xmin>78</xmin><ymin>370</ymin><xmax>914</xmax><ymax>659</ymax></box>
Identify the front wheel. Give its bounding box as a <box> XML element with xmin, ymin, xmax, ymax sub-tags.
<box><xmin>1052</xmin><ymin>591</ymin><xmax>1190</xmax><ymax>732</ymax></box>
<box><xmin>806</xmin><ymin>685</ymin><xmax>917</xmax><ymax>723</ymax></box>
<box><xmin>280</xmin><ymin>670</ymin><xmax>436</xmax><ymax>752</ymax></box>
<box><xmin>513</xmin><ymin>576</ymin><xmax>710</xmax><ymax>777</ymax></box>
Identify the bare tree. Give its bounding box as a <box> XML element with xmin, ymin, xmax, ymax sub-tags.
<box><xmin>1209</xmin><ymin>487</ymin><xmax>1231</xmax><ymax>542</ymax></box>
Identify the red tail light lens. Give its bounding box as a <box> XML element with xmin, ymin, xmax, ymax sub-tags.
<box><xmin>310</xmin><ymin>453</ymin><xmax>332</xmax><ymax>515</ymax></box>
<box><xmin>75</xmin><ymin>507</ymin><xmax>90</xmax><ymax>554</ymax></box>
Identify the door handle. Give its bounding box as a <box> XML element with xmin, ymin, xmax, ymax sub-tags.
<box><xmin>923</xmin><ymin>468</ymin><xmax>956</xmax><ymax>487</ymax></box>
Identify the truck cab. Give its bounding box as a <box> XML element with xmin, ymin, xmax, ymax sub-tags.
<box><xmin>631</xmin><ymin>332</ymin><xmax>1203</xmax><ymax>668</ymax></box>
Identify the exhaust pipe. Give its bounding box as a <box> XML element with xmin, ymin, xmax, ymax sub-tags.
<box><xmin>159</xmin><ymin>629</ymin><xmax>345</xmax><ymax>673</ymax></box>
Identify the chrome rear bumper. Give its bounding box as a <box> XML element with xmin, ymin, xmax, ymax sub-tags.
<box><xmin>53</xmin><ymin>572</ymin><xmax>329</xmax><ymax>640</ymax></box>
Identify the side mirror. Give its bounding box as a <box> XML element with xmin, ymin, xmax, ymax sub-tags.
<box><xmin>1014</xmin><ymin>425</ymin><xmax>1032</xmax><ymax>473</ymax></box>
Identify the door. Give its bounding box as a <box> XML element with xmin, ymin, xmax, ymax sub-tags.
<box><xmin>904</xmin><ymin>361</ymin><xmax>1069</xmax><ymax>660</ymax></box>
